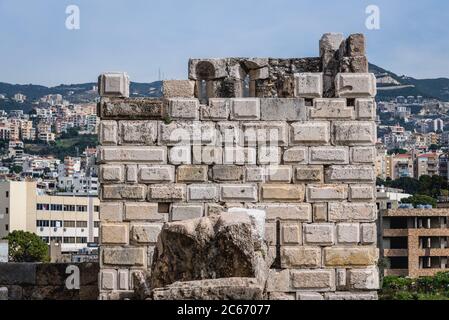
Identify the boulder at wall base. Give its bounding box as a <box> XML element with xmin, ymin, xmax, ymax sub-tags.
<box><xmin>149</xmin><ymin>212</ymin><xmax>271</xmax><ymax>289</ymax></box>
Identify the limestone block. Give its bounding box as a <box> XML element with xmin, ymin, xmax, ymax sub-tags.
<box><xmin>306</xmin><ymin>184</ymin><xmax>348</xmax><ymax>202</ymax></box>
<box><xmin>336</xmin><ymin>223</ymin><xmax>360</xmax><ymax>244</ymax></box>
<box><xmin>281</xmin><ymin>223</ymin><xmax>302</xmax><ymax>244</ymax></box>
<box><xmin>100</xmin><ymin>202</ymin><xmax>123</xmax><ymax>222</ymax></box>
<box><xmin>309</xmin><ymin>146</ymin><xmax>349</xmax><ymax>164</ymax></box>
<box><xmin>138</xmin><ymin>165</ymin><xmax>175</xmax><ymax>183</ymax></box>
<box><xmin>230</xmin><ymin>98</ymin><xmax>260</xmax><ymax>120</ymax></box>
<box><xmin>98</xmin><ymin>98</ymin><xmax>164</xmax><ymax>120</ymax></box>
<box><xmin>333</xmin><ymin>121</ymin><xmax>377</xmax><ymax>146</ymax></box>
<box><xmin>264</xmin><ymin>223</ymin><xmax>276</xmax><ymax>246</ymax></box>
<box><xmin>348</xmin><ymin>268</ymin><xmax>380</xmax><ymax>290</ymax></box>
<box><xmin>220</xmin><ymin>184</ymin><xmax>258</xmax><ymax>202</ymax></box>
<box><xmin>223</xmin><ymin>147</ymin><xmax>257</xmax><ymax>165</ymax></box>
<box><xmin>99</xmin><ymin>146</ymin><xmax>167</xmax><ymax>163</ymax></box>
<box><xmin>281</xmin><ymin>247</ymin><xmax>321</xmax><ymax>268</ymax></box>
<box><xmin>344</xmin><ymin>33</ymin><xmax>366</xmax><ymax>57</ymax></box>
<box><xmin>260</xmin><ymin>98</ymin><xmax>307</xmax><ymax>121</ymax></box>
<box><xmin>313</xmin><ymin>203</ymin><xmax>328</xmax><ymax>222</ymax></box>
<box><xmin>102</xmin><ymin>185</ymin><xmax>146</xmax><ymax>200</ymax></box>
<box><xmin>101</xmin><ymin>224</ymin><xmax>129</xmax><ymax>245</ymax></box>
<box><xmin>323</xmin><ymin>247</ymin><xmax>378</xmax><ymax>266</ymax></box>
<box><xmin>290</xmin><ymin>122</ymin><xmax>330</xmax><ymax>146</ymax></box>
<box><xmin>100</xmin><ymin>165</ymin><xmax>124</xmax><ymax>183</ymax></box>
<box><xmin>291</xmin><ymin>270</ymin><xmax>335</xmax><ymax>291</ymax></box>
<box><xmin>260</xmin><ymin>184</ymin><xmax>304</xmax><ymax>202</ymax></box>
<box><xmin>131</xmin><ymin>224</ymin><xmax>163</xmax><ymax>244</ymax></box>
<box><xmin>335</xmin><ymin>73</ymin><xmax>377</xmax><ymax>98</ymax></box>
<box><xmin>294</xmin><ymin>165</ymin><xmax>324</xmax><ymax>183</ymax></box>
<box><xmin>245</xmin><ymin>166</ymin><xmax>265</xmax><ymax>182</ymax></box>
<box><xmin>295</xmin><ymin>73</ymin><xmax>323</xmax><ymax>98</ymax></box>
<box><xmin>266</xmin><ymin>270</ymin><xmax>290</xmax><ymax>293</ymax></box>
<box><xmin>167</xmin><ymin>98</ymin><xmax>199</xmax><ymax>120</ymax></box>
<box><xmin>349</xmin><ymin>184</ymin><xmax>375</xmax><ymax>201</ymax></box>
<box><xmin>162</xmin><ymin>80</ymin><xmax>195</xmax><ymax>98</ymax></box>
<box><xmin>100</xmin><ymin>269</ymin><xmax>117</xmax><ymax>291</ymax></box>
<box><xmin>200</xmin><ymin>98</ymin><xmax>230</xmax><ymax>120</ymax></box>
<box><xmin>169</xmin><ymin>146</ymin><xmax>192</xmax><ymax>165</ymax></box>
<box><xmin>170</xmin><ymin>204</ymin><xmax>204</xmax><ymax>221</ymax></box>
<box><xmin>193</xmin><ymin>146</ymin><xmax>223</xmax><ymax>165</ymax></box>
<box><xmin>124</xmin><ymin>203</ymin><xmax>163</xmax><ymax>222</ymax></box>
<box><xmin>325</xmin><ymin>165</ymin><xmax>376</xmax><ymax>183</ymax></box>
<box><xmin>297</xmin><ymin>292</ymin><xmax>324</xmax><ymax>300</ymax></box>
<box><xmin>258</xmin><ymin>146</ymin><xmax>281</xmax><ymax>165</ymax></box>
<box><xmin>119</xmin><ymin>121</ymin><xmax>158</xmax><ymax>145</ymax></box>
<box><xmin>102</xmin><ymin>247</ymin><xmax>146</xmax><ymax>266</ymax></box>
<box><xmin>250</xmin><ymin>203</ymin><xmax>311</xmax><ymax>222</ymax></box>
<box><xmin>212</xmin><ymin>165</ymin><xmax>244</xmax><ymax>182</ymax></box>
<box><xmin>283</xmin><ymin>147</ymin><xmax>308</xmax><ymax>164</ymax></box>
<box><xmin>148</xmin><ymin>184</ymin><xmax>186</xmax><ymax>202</ymax></box>
<box><xmin>361</xmin><ymin>223</ymin><xmax>377</xmax><ymax>244</ymax></box>
<box><xmin>217</xmin><ymin>122</ymin><xmax>242</xmax><ymax>146</ymax></box>
<box><xmin>126</xmin><ymin>165</ymin><xmax>138</xmax><ymax>183</ymax></box>
<box><xmin>336</xmin><ymin>269</ymin><xmax>347</xmax><ymax>289</ymax></box>
<box><xmin>159</xmin><ymin>121</ymin><xmax>215</xmax><ymax>146</ymax></box>
<box><xmin>188</xmin><ymin>58</ymin><xmax>228</xmax><ymax>80</ymax></box>
<box><xmin>303</xmin><ymin>224</ymin><xmax>334</xmax><ymax>245</ymax></box>
<box><xmin>118</xmin><ymin>269</ymin><xmax>129</xmax><ymax>291</ymax></box>
<box><xmin>98</xmin><ymin>72</ymin><xmax>130</xmax><ymax>98</ymax></box>
<box><xmin>309</xmin><ymin>98</ymin><xmax>353</xmax><ymax>119</ymax></box>
<box><xmin>350</xmin><ymin>146</ymin><xmax>376</xmax><ymax>164</ymax></box>
<box><xmin>187</xmin><ymin>184</ymin><xmax>218</xmax><ymax>202</ymax></box>
<box><xmin>243</xmin><ymin>122</ymin><xmax>289</xmax><ymax>146</ymax></box>
<box><xmin>176</xmin><ymin>165</ymin><xmax>208</xmax><ymax>183</ymax></box>
<box><xmin>325</xmin><ymin>292</ymin><xmax>378</xmax><ymax>300</ymax></box>
<box><xmin>99</xmin><ymin>120</ymin><xmax>118</xmax><ymax>145</ymax></box>
<box><xmin>355</xmin><ymin>98</ymin><xmax>376</xmax><ymax>120</ymax></box>
<box><xmin>320</xmin><ymin>33</ymin><xmax>345</xmax><ymax>57</ymax></box>
<box><xmin>328</xmin><ymin>202</ymin><xmax>377</xmax><ymax>222</ymax></box>
<box><xmin>265</xmin><ymin>165</ymin><xmax>292</xmax><ymax>183</ymax></box>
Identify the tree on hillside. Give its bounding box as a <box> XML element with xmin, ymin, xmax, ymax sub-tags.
<box><xmin>401</xmin><ymin>194</ymin><xmax>437</xmax><ymax>208</ymax></box>
<box><xmin>3</xmin><ymin>230</ymin><xmax>49</xmax><ymax>262</ymax></box>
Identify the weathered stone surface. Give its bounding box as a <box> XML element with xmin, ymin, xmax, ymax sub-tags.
<box><xmin>251</xmin><ymin>203</ymin><xmax>311</xmax><ymax>222</ymax></box>
<box><xmin>169</xmin><ymin>146</ymin><xmax>192</xmax><ymax>164</ymax></box>
<box><xmin>100</xmin><ymin>202</ymin><xmax>123</xmax><ymax>222</ymax></box>
<box><xmin>176</xmin><ymin>165</ymin><xmax>208</xmax><ymax>183</ymax></box>
<box><xmin>230</xmin><ymin>98</ymin><xmax>260</xmax><ymax>120</ymax></box>
<box><xmin>193</xmin><ymin>146</ymin><xmax>223</xmax><ymax>164</ymax></box>
<box><xmin>223</xmin><ymin>147</ymin><xmax>257</xmax><ymax>165</ymax></box>
<box><xmin>361</xmin><ymin>223</ymin><xmax>377</xmax><ymax>244</ymax></box>
<box><xmin>101</xmin><ymin>224</ymin><xmax>129</xmax><ymax>245</ymax></box>
<box><xmin>323</xmin><ymin>247</ymin><xmax>378</xmax><ymax>266</ymax></box>
<box><xmin>246</xmin><ymin>166</ymin><xmax>265</xmax><ymax>182</ymax></box>
<box><xmin>99</xmin><ymin>146</ymin><xmax>167</xmax><ymax>163</ymax></box>
<box><xmin>291</xmin><ymin>270</ymin><xmax>335</xmax><ymax>291</ymax></box>
<box><xmin>243</xmin><ymin>122</ymin><xmax>289</xmax><ymax>146</ymax></box>
<box><xmin>281</xmin><ymin>223</ymin><xmax>302</xmax><ymax>244</ymax></box>
<box><xmin>348</xmin><ymin>268</ymin><xmax>379</xmax><ymax>290</ymax></box>
<box><xmin>265</xmin><ymin>165</ymin><xmax>292</xmax><ymax>183</ymax></box>
<box><xmin>335</xmin><ymin>73</ymin><xmax>377</xmax><ymax>98</ymax></box>
<box><xmin>349</xmin><ymin>184</ymin><xmax>375</xmax><ymax>201</ymax></box>
<box><xmin>0</xmin><ymin>287</ymin><xmax>8</xmax><ymax>300</ymax></box>
<box><xmin>309</xmin><ymin>146</ymin><xmax>349</xmax><ymax>164</ymax></box>
<box><xmin>333</xmin><ymin>121</ymin><xmax>376</xmax><ymax>146</ymax></box>
<box><xmin>295</xmin><ymin>73</ymin><xmax>323</xmax><ymax>98</ymax></box>
<box><xmin>0</xmin><ymin>263</ymin><xmax>36</xmax><ymax>285</ymax></box>
<box><xmin>163</xmin><ymin>80</ymin><xmax>195</xmax><ymax>98</ymax></box>
<box><xmin>171</xmin><ymin>204</ymin><xmax>204</xmax><ymax>221</ymax></box>
<box><xmin>325</xmin><ymin>291</ymin><xmax>378</xmax><ymax>300</ymax></box>
<box><xmin>260</xmin><ymin>98</ymin><xmax>307</xmax><ymax>121</ymax></box>
<box><xmin>281</xmin><ymin>247</ymin><xmax>321</xmax><ymax>268</ymax></box>
<box><xmin>159</xmin><ymin>121</ymin><xmax>215</xmax><ymax>146</ymax></box>
<box><xmin>294</xmin><ymin>165</ymin><xmax>324</xmax><ymax>183</ymax></box>
<box><xmin>124</xmin><ymin>203</ymin><xmax>163</xmax><ymax>221</ymax></box>
<box><xmin>350</xmin><ymin>146</ymin><xmax>376</xmax><ymax>164</ymax></box>
<box><xmin>119</xmin><ymin>121</ymin><xmax>158</xmax><ymax>145</ymax></box>
<box><xmin>148</xmin><ymin>184</ymin><xmax>186</xmax><ymax>202</ymax></box>
<box><xmin>328</xmin><ymin>202</ymin><xmax>377</xmax><ymax>222</ymax></box>
<box><xmin>325</xmin><ymin>165</ymin><xmax>376</xmax><ymax>183</ymax></box>
<box><xmin>102</xmin><ymin>185</ymin><xmax>146</xmax><ymax>200</ymax></box>
<box><xmin>139</xmin><ymin>165</ymin><xmax>175</xmax><ymax>183</ymax></box>
<box><xmin>309</xmin><ymin>98</ymin><xmax>353</xmax><ymax>119</ymax></box>
<box><xmin>336</xmin><ymin>223</ymin><xmax>360</xmax><ymax>244</ymax></box>
<box><xmin>200</xmin><ymin>99</ymin><xmax>230</xmax><ymax>120</ymax></box>
<box><xmin>261</xmin><ymin>184</ymin><xmax>304</xmax><ymax>202</ymax></box>
<box><xmin>103</xmin><ymin>247</ymin><xmax>146</xmax><ymax>266</ymax></box>
<box><xmin>167</xmin><ymin>98</ymin><xmax>199</xmax><ymax>120</ymax></box>
<box><xmin>258</xmin><ymin>146</ymin><xmax>281</xmax><ymax>165</ymax></box>
<box><xmin>313</xmin><ymin>203</ymin><xmax>328</xmax><ymax>222</ymax></box>
<box><xmin>217</xmin><ymin>121</ymin><xmax>242</xmax><ymax>146</ymax></box>
<box><xmin>355</xmin><ymin>98</ymin><xmax>376</xmax><ymax>120</ymax></box>
<box><xmin>187</xmin><ymin>184</ymin><xmax>218</xmax><ymax>202</ymax></box>
<box><xmin>99</xmin><ymin>98</ymin><xmax>164</xmax><ymax>119</ymax></box>
<box><xmin>100</xmin><ymin>165</ymin><xmax>123</xmax><ymax>183</ymax></box>
<box><xmin>212</xmin><ymin>165</ymin><xmax>244</xmax><ymax>182</ymax></box>
<box><xmin>152</xmin><ymin>278</ymin><xmax>264</xmax><ymax>300</ymax></box>
<box><xmin>99</xmin><ymin>121</ymin><xmax>118</xmax><ymax>145</ymax></box>
<box><xmin>220</xmin><ymin>184</ymin><xmax>258</xmax><ymax>202</ymax></box>
<box><xmin>150</xmin><ymin>213</ymin><xmax>272</xmax><ymax>289</ymax></box>
<box><xmin>297</xmin><ymin>292</ymin><xmax>324</xmax><ymax>300</ymax></box>
<box><xmin>303</xmin><ymin>224</ymin><xmax>334</xmax><ymax>245</ymax></box>
<box><xmin>266</xmin><ymin>270</ymin><xmax>290</xmax><ymax>292</ymax></box>
<box><xmin>131</xmin><ymin>224</ymin><xmax>163</xmax><ymax>244</ymax></box>
<box><xmin>283</xmin><ymin>147</ymin><xmax>308</xmax><ymax>164</ymax></box>
<box><xmin>290</xmin><ymin>122</ymin><xmax>330</xmax><ymax>145</ymax></box>
<box><xmin>306</xmin><ymin>184</ymin><xmax>348</xmax><ymax>202</ymax></box>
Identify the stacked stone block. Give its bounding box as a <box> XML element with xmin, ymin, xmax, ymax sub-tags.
<box><xmin>98</xmin><ymin>33</ymin><xmax>379</xmax><ymax>300</ymax></box>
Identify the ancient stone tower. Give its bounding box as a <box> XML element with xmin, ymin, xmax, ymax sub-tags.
<box><xmin>98</xmin><ymin>33</ymin><xmax>379</xmax><ymax>300</ymax></box>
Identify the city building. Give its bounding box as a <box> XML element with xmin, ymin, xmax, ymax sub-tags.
<box><xmin>0</xmin><ymin>180</ymin><xmax>99</xmax><ymax>253</ymax></box>
<box><xmin>380</xmin><ymin>208</ymin><xmax>449</xmax><ymax>277</ymax></box>
<box><xmin>385</xmin><ymin>153</ymin><xmax>414</xmax><ymax>179</ymax></box>
<box><xmin>415</xmin><ymin>153</ymin><xmax>440</xmax><ymax>178</ymax></box>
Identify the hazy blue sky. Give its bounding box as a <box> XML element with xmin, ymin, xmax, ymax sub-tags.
<box><xmin>0</xmin><ymin>0</ymin><xmax>448</xmax><ymax>86</ymax></box>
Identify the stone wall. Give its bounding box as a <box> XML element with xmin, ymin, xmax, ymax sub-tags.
<box><xmin>0</xmin><ymin>263</ymin><xmax>99</xmax><ymax>300</ymax></box>
<box><xmin>98</xmin><ymin>33</ymin><xmax>379</xmax><ymax>300</ymax></box>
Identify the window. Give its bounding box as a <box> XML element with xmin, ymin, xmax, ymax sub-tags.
<box><xmin>50</xmin><ymin>237</ymin><xmax>62</xmax><ymax>243</ymax></box>
<box><xmin>36</xmin><ymin>220</ymin><xmax>50</xmax><ymax>227</ymax></box>
<box><xmin>76</xmin><ymin>221</ymin><xmax>87</xmax><ymax>228</ymax></box>
<box><xmin>94</xmin><ymin>237</ymin><xmax>99</xmax><ymax>244</ymax></box>
<box><xmin>64</xmin><ymin>221</ymin><xmax>76</xmax><ymax>228</ymax></box>
<box><xmin>37</xmin><ymin>203</ymin><xmax>50</xmax><ymax>211</ymax></box>
<box><xmin>76</xmin><ymin>237</ymin><xmax>87</xmax><ymax>244</ymax></box>
<box><xmin>94</xmin><ymin>206</ymin><xmax>99</xmax><ymax>212</ymax></box>
<box><xmin>5</xmin><ymin>191</ymin><xmax>9</xmax><ymax>198</ymax></box>
<box><xmin>64</xmin><ymin>205</ymin><xmax>76</xmax><ymax>212</ymax></box>
<box><xmin>76</xmin><ymin>205</ymin><xmax>87</xmax><ymax>212</ymax></box>
<box><xmin>63</xmin><ymin>237</ymin><xmax>76</xmax><ymax>243</ymax></box>
<box><xmin>94</xmin><ymin>221</ymin><xmax>100</xmax><ymax>228</ymax></box>
<box><xmin>50</xmin><ymin>220</ymin><xmax>63</xmax><ymax>228</ymax></box>
<box><xmin>41</xmin><ymin>236</ymin><xmax>49</xmax><ymax>243</ymax></box>
<box><xmin>5</xmin><ymin>208</ymin><xmax>8</xmax><ymax>214</ymax></box>
<box><xmin>50</xmin><ymin>204</ymin><xmax>63</xmax><ymax>211</ymax></box>
<box><xmin>5</xmin><ymin>224</ymin><xmax>8</xmax><ymax>231</ymax></box>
